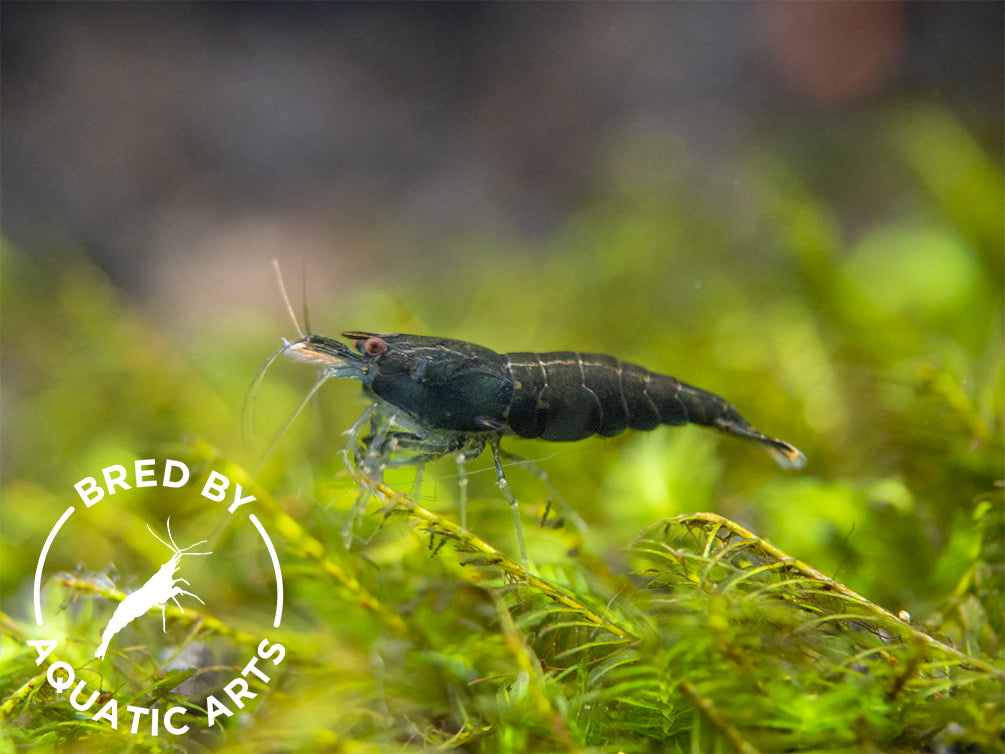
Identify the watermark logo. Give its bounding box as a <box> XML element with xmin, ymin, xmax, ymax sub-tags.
<box><xmin>94</xmin><ymin>518</ymin><xmax>212</xmax><ymax>661</ymax></box>
<box><xmin>29</xmin><ymin>458</ymin><xmax>286</xmax><ymax>738</ymax></box>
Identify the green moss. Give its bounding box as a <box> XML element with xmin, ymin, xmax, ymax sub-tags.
<box><xmin>2</xmin><ymin>103</ymin><xmax>1002</xmax><ymax>751</ymax></box>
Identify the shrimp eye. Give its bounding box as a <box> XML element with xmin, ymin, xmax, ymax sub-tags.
<box><xmin>362</xmin><ymin>336</ymin><xmax>387</xmax><ymax>355</ymax></box>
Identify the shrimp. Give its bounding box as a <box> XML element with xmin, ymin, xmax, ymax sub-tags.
<box><xmin>261</xmin><ymin>267</ymin><xmax>804</xmax><ymax>567</ymax></box>
<box><xmin>94</xmin><ymin>519</ymin><xmax>212</xmax><ymax>660</ymax></box>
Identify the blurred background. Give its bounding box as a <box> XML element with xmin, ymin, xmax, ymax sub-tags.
<box><xmin>4</xmin><ymin>0</ymin><xmax>1004</xmax><ymax>619</ymax></box>
<box><xmin>4</xmin><ymin>0</ymin><xmax>1003</xmax><ymax>605</ymax></box>
<box><xmin>3</xmin><ymin>2</ymin><xmax>1000</xmax><ymax>330</ymax></box>
<box><xmin>1</xmin><ymin>3</ymin><xmax>1002</xmax><ymax>749</ymax></box>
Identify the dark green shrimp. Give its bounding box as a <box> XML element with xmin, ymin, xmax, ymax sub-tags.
<box><xmin>278</xmin><ymin>330</ymin><xmax>805</xmax><ymax>566</ymax></box>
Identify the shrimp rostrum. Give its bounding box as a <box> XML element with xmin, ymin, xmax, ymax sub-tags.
<box><xmin>277</xmin><ymin>329</ymin><xmax>805</xmax><ymax>565</ymax></box>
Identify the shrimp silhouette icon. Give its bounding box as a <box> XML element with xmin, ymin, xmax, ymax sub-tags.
<box><xmin>95</xmin><ymin>518</ymin><xmax>213</xmax><ymax>660</ymax></box>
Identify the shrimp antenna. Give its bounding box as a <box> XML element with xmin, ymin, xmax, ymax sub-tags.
<box><xmin>299</xmin><ymin>259</ymin><xmax>312</xmax><ymax>337</ymax></box>
<box><xmin>249</xmin><ymin>260</ymin><xmax>328</xmax><ymax>476</ymax></box>
<box><xmin>246</xmin><ymin>260</ymin><xmax>311</xmax><ymax>447</ymax></box>
<box><xmin>272</xmin><ymin>258</ymin><xmax>306</xmax><ymax>338</ymax></box>
<box><xmin>258</xmin><ymin>370</ymin><xmax>333</xmax><ymax>466</ymax></box>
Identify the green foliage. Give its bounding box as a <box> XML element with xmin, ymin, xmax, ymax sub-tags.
<box><xmin>2</xmin><ymin>103</ymin><xmax>1002</xmax><ymax>751</ymax></box>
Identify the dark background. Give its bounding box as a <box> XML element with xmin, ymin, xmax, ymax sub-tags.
<box><xmin>3</xmin><ymin>2</ymin><xmax>1001</xmax><ymax>337</ymax></box>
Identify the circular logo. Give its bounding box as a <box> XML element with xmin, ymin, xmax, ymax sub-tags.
<box><xmin>29</xmin><ymin>458</ymin><xmax>285</xmax><ymax>738</ymax></box>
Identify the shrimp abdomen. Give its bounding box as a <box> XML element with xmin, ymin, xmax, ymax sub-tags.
<box><xmin>503</xmin><ymin>352</ymin><xmax>804</xmax><ymax>469</ymax></box>
<box><xmin>504</xmin><ymin>352</ymin><xmax>687</xmax><ymax>441</ymax></box>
